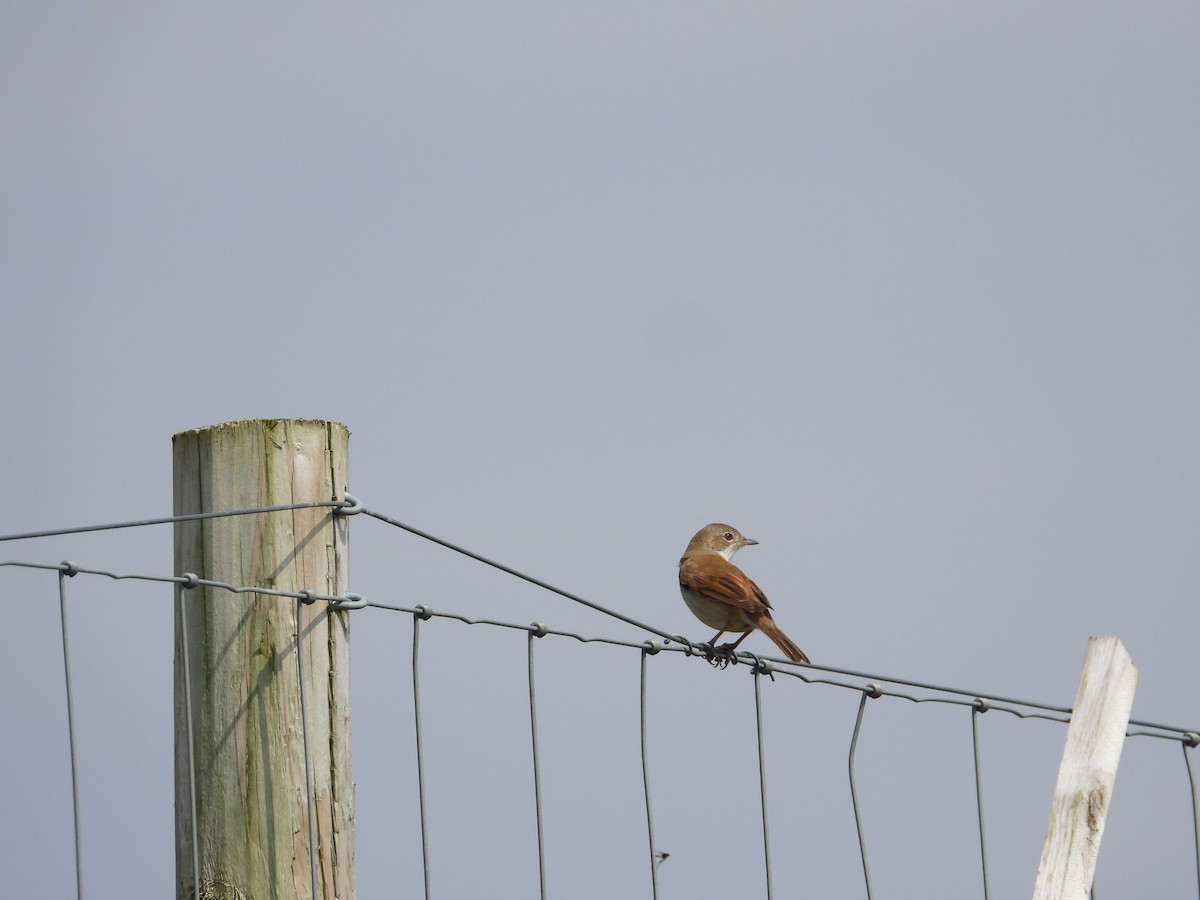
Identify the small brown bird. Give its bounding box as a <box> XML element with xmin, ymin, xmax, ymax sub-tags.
<box><xmin>678</xmin><ymin>523</ymin><xmax>809</xmax><ymax>664</ymax></box>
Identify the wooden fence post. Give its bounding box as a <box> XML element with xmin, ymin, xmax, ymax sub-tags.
<box><xmin>1032</xmin><ymin>636</ymin><xmax>1137</xmax><ymax>900</ymax></box>
<box><xmin>173</xmin><ymin>419</ymin><xmax>354</xmax><ymax>899</ymax></box>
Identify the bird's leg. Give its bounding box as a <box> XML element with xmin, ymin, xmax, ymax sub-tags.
<box><xmin>713</xmin><ymin>630</ymin><xmax>752</xmax><ymax>663</ymax></box>
<box><xmin>726</xmin><ymin>631</ymin><xmax>751</xmax><ymax>650</ymax></box>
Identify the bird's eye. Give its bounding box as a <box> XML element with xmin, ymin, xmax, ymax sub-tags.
<box><xmin>724</xmin><ymin>532</ymin><xmax>734</xmax><ymax>541</ymax></box>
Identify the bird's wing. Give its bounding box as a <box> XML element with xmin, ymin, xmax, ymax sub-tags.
<box><xmin>680</xmin><ymin>559</ymin><xmax>773</xmax><ymax>616</ymax></box>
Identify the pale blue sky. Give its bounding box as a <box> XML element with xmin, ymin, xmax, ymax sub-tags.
<box><xmin>3</xmin><ymin>3</ymin><xmax>1198</xmax><ymax>897</ymax></box>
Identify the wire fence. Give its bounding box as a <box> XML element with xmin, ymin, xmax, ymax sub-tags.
<box><xmin>2</xmin><ymin>499</ymin><xmax>1198</xmax><ymax>899</ymax></box>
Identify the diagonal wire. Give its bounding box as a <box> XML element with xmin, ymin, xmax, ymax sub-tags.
<box><xmin>641</xmin><ymin>644</ymin><xmax>662</xmax><ymax>900</ymax></box>
<box><xmin>360</xmin><ymin>508</ymin><xmax>680</xmax><ymax>641</ymax></box>
<box><xmin>1184</xmin><ymin>736</ymin><xmax>1200</xmax><ymax>897</ymax></box>
<box><xmin>753</xmin><ymin>663</ymin><xmax>775</xmax><ymax>900</ymax></box>
<box><xmin>412</xmin><ymin>608</ymin><xmax>433</xmax><ymax>900</ymax></box>
<box><xmin>57</xmin><ymin>566</ymin><xmax>85</xmax><ymax>900</ymax></box>
<box><xmin>176</xmin><ymin>583</ymin><xmax>201</xmax><ymax>898</ymax></box>
<box><xmin>527</xmin><ymin>625</ymin><xmax>548</xmax><ymax>900</ymax></box>
<box><xmin>971</xmin><ymin>702</ymin><xmax>992</xmax><ymax>900</ymax></box>
<box><xmin>294</xmin><ymin>598</ymin><xmax>319</xmax><ymax>900</ymax></box>
<box><xmin>849</xmin><ymin>684</ymin><xmax>881</xmax><ymax>900</ymax></box>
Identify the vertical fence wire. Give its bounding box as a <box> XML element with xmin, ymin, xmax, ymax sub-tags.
<box><xmin>1185</xmin><ymin>737</ymin><xmax>1200</xmax><ymax>897</ymax></box>
<box><xmin>971</xmin><ymin>701</ymin><xmax>992</xmax><ymax>900</ymax></box>
<box><xmin>412</xmin><ymin>609</ymin><xmax>433</xmax><ymax>900</ymax></box>
<box><xmin>57</xmin><ymin>567</ymin><xmax>85</xmax><ymax>900</ymax></box>
<box><xmin>753</xmin><ymin>665</ymin><xmax>775</xmax><ymax>900</ymax></box>
<box><xmin>640</xmin><ymin>644</ymin><xmax>661</xmax><ymax>900</ymax></box>
<box><xmin>527</xmin><ymin>626</ymin><xmax>548</xmax><ymax>900</ymax></box>
<box><xmin>176</xmin><ymin>583</ymin><xmax>201</xmax><ymax>897</ymax></box>
<box><xmin>294</xmin><ymin>598</ymin><xmax>319</xmax><ymax>900</ymax></box>
<box><xmin>849</xmin><ymin>685</ymin><xmax>880</xmax><ymax>900</ymax></box>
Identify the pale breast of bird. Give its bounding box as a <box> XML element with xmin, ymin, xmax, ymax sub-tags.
<box><xmin>679</xmin><ymin>586</ymin><xmax>754</xmax><ymax>633</ymax></box>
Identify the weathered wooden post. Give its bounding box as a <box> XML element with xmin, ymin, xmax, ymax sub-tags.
<box><xmin>173</xmin><ymin>419</ymin><xmax>354</xmax><ymax>899</ymax></box>
<box><xmin>1032</xmin><ymin>636</ymin><xmax>1137</xmax><ymax>900</ymax></box>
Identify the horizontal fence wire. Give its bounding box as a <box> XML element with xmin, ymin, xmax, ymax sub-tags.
<box><xmin>3</xmin><ymin>556</ymin><xmax>1197</xmax><ymax>742</ymax></box>
<box><xmin>5</xmin><ymin>495</ymin><xmax>1200</xmax><ymax>897</ymax></box>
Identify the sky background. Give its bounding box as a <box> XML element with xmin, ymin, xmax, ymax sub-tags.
<box><xmin>2</xmin><ymin>2</ymin><xmax>1198</xmax><ymax>897</ymax></box>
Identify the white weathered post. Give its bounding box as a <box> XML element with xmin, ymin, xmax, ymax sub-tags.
<box><xmin>173</xmin><ymin>419</ymin><xmax>354</xmax><ymax>900</ymax></box>
<box><xmin>1032</xmin><ymin>636</ymin><xmax>1137</xmax><ymax>900</ymax></box>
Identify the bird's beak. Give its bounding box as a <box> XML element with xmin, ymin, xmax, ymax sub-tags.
<box><xmin>741</xmin><ymin>537</ymin><xmax>758</xmax><ymax>547</ymax></box>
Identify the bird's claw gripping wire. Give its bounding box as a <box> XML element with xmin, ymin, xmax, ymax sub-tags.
<box><xmin>707</xmin><ymin>642</ymin><xmax>741</xmax><ymax>669</ymax></box>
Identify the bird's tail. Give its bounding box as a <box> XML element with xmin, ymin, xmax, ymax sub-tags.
<box><xmin>756</xmin><ymin>615</ymin><xmax>810</xmax><ymax>664</ymax></box>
